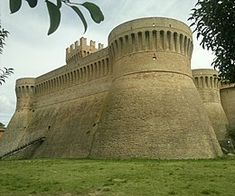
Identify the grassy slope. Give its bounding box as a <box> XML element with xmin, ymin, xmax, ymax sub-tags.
<box><xmin>0</xmin><ymin>158</ymin><xmax>235</xmax><ymax>196</ymax></box>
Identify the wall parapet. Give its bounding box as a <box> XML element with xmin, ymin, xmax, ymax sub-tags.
<box><xmin>35</xmin><ymin>47</ymin><xmax>111</xmax><ymax>97</ymax></box>
<box><xmin>108</xmin><ymin>17</ymin><xmax>193</xmax><ymax>61</ymax></box>
<box><xmin>15</xmin><ymin>78</ymin><xmax>36</xmax><ymax>110</ymax></box>
<box><xmin>192</xmin><ymin>69</ymin><xmax>220</xmax><ymax>89</ymax></box>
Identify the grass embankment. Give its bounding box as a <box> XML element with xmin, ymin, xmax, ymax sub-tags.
<box><xmin>0</xmin><ymin>157</ymin><xmax>235</xmax><ymax>196</ymax></box>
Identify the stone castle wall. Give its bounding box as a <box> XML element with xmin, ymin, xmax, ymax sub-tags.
<box><xmin>0</xmin><ymin>129</ymin><xmax>4</xmax><ymax>140</ymax></box>
<box><xmin>0</xmin><ymin>17</ymin><xmax>228</xmax><ymax>160</ymax></box>
<box><xmin>220</xmin><ymin>84</ymin><xmax>235</xmax><ymax>129</ymax></box>
<box><xmin>192</xmin><ymin>69</ymin><xmax>229</xmax><ymax>143</ymax></box>
<box><xmin>90</xmin><ymin>17</ymin><xmax>221</xmax><ymax>159</ymax></box>
<box><xmin>1</xmin><ymin>44</ymin><xmax>113</xmax><ymax>158</ymax></box>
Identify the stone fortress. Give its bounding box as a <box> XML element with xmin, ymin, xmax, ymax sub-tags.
<box><xmin>0</xmin><ymin>17</ymin><xmax>234</xmax><ymax>160</ymax></box>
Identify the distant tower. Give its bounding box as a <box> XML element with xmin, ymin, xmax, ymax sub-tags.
<box><xmin>0</xmin><ymin>78</ymin><xmax>36</xmax><ymax>154</ymax></box>
<box><xmin>65</xmin><ymin>37</ymin><xmax>104</xmax><ymax>65</ymax></box>
<box><xmin>15</xmin><ymin>78</ymin><xmax>35</xmax><ymax>111</ymax></box>
<box><xmin>13</xmin><ymin>78</ymin><xmax>36</xmax><ymax>130</ymax></box>
<box><xmin>90</xmin><ymin>17</ymin><xmax>222</xmax><ymax>159</ymax></box>
<box><xmin>192</xmin><ymin>69</ymin><xmax>229</xmax><ymax>144</ymax></box>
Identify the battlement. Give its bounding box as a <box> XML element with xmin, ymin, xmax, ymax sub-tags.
<box><xmin>66</xmin><ymin>37</ymin><xmax>104</xmax><ymax>65</ymax></box>
<box><xmin>15</xmin><ymin>78</ymin><xmax>36</xmax><ymax>95</ymax></box>
<box><xmin>15</xmin><ymin>78</ymin><xmax>36</xmax><ymax>110</ymax></box>
<box><xmin>192</xmin><ymin>69</ymin><xmax>219</xmax><ymax>89</ymax></box>
<box><xmin>108</xmin><ymin>17</ymin><xmax>193</xmax><ymax>62</ymax></box>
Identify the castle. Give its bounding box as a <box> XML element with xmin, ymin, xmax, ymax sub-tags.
<box><xmin>0</xmin><ymin>17</ymin><xmax>234</xmax><ymax>159</ymax></box>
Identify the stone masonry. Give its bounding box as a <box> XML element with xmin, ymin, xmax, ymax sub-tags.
<box><xmin>0</xmin><ymin>17</ymin><xmax>233</xmax><ymax>159</ymax></box>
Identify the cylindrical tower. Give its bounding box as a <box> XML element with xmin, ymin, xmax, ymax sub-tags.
<box><xmin>15</xmin><ymin>78</ymin><xmax>36</xmax><ymax>111</ymax></box>
<box><xmin>90</xmin><ymin>17</ymin><xmax>222</xmax><ymax>159</ymax></box>
<box><xmin>0</xmin><ymin>78</ymin><xmax>36</xmax><ymax>156</ymax></box>
<box><xmin>192</xmin><ymin>69</ymin><xmax>229</xmax><ymax>143</ymax></box>
<box><xmin>220</xmin><ymin>84</ymin><xmax>235</xmax><ymax>129</ymax></box>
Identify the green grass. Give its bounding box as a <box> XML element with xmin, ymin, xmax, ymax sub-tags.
<box><xmin>0</xmin><ymin>157</ymin><xmax>235</xmax><ymax>196</ymax></box>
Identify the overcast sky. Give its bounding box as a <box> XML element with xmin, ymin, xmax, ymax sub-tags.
<box><xmin>0</xmin><ymin>0</ymin><xmax>215</xmax><ymax>125</ymax></box>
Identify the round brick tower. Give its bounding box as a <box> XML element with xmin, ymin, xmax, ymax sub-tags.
<box><xmin>0</xmin><ymin>78</ymin><xmax>36</xmax><ymax>156</ymax></box>
<box><xmin>90</xmin><ymin>17</ymin><xmax>222</xmax><ymax>159</ymax></box>
<box><xmin>15</xmin><ymin>78</ymin><xmax>35</xmax><ymax>111</ymax></box>
<box><xmin>192</xmin><ymin>69</ymin><xmax>229</xmax><ymax>143</ymax></box>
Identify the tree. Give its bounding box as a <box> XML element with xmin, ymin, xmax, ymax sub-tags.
<box><xmin>0</xmin><ymin>67</ymin><xmax>14</xmax><ymax>85</ymax></box>
<box><xmin>0</xmin><ymin>25</ymin><xmax>13</xmax><ymax>85</ymax></box>
<box><xmin>9</xmin><ymin>0</ymin><xmax>104</xmax><ymax>35</ymax></box>
<box><xmin>189</xmin><ymin>0</ymin><xmax>235</xmax><ymax>82</ymax></box>
<box><xmin>0</xmin><ymin>25</ymin><xmax>8</xmax><ymax>54</ymax></box>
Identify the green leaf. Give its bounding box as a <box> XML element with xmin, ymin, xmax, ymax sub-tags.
<box><xmin>10</xmin><ymin>0</ymin><xmax>22</xmax><ymax>13</ymax></box>
<box><xmin>70</xmin><ymin>6</ymin><xmax>87</xmax><ymax>33</ymax></box>
<box><xmin>26</xmin><ymin>0</ymin><xmax>38</xmax><ymax>8</ymax></box>
<box><xmin>82</xmin><ymin>2</ymin><xmax>104</xmax><ymax>23</ymax></box>
<box><xmin>57</xmin><ymin>0</ymin><xmax>62</xmax><ymax>8</ymax></box>
<box><xmin>46</xmin><ymin>0</ymin><xmax>61</xmax><ymax>35</ymax></box>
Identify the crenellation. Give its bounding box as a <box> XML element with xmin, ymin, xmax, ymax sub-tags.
<box><xmin>98</xmin><ymin>43</ymin><xmax>104</xmax><ymax>50</ymax></box>
<box><xmin>75</xmin><ymin>40</ymin><xmax>79</xmax><ymax>48</ymax></box>
<box><xmin>90</xmin><ymin>40</ymin><xmax>96</xmax><ymax>49</ymax></box>
<box><xmin>66</xmin><ymin>37</ymin><xmax>105</xmax><ymax>65</ymax></box>
<box><xmin>70</xmin><ymin>43</ymin><xmax>75</xmax><ymax>51</ymax></box>
<box><xmin>80</xmin><ymin>37</ymin><xmax>87</xmax><ymax>47</ymax></box>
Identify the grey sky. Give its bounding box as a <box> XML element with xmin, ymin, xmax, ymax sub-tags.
<box><xmin>0</xmin><ymin>0</ymin><xmax>214</xmax><ymax>125</ymax></box>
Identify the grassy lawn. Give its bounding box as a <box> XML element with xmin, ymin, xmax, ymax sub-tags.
<box><xmin>0</xmin><ymin>157</ymin><xmax>235</xmax><ymax>196</ymax></box>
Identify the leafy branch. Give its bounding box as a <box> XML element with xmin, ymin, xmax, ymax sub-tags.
<box><xmin>188</xmin><ymin>0</ymin><xmax>235</xmax><ymax>82</ymax></box>
<box><xmin>0</xmin><ymin>25</ymin><xmax>9</xmax><ymax>54</ymax></box>
<box><xmin>0</xmin><ymin>24</ymin><xmax>14</xmax><ymax>85</ymax></box>
<box><xmin>9</xmin><ymin>0</ymin><xmax>104</xmax><ymax>35</ymax></box>
<box><xmin>0</xmin><ymin>67</ymin><xmax>14</xmax><ymax>85</ymax></box>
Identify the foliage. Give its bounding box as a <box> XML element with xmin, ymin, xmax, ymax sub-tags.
<box><xmin>0</xmin><ymin>25</ymin><xmax>9</xmax><ymax>54</ymax></box>
<box><xmin>0</xmin><ymin>67</ymin><xmax>14</xmax><ymax>85</ymax></box>
<box><xmin>9</xmin><ymin>0</ymin><xmax>104</xmax><ymax>35</ymax></box>
<box><xmin>189</xmin><ymin>0</ymin><xmax>235</xmax><ymax>82</ymax></box>
<box><xmin>0</xmin><ymin>158</ymin><xmax>235</xmax><ymax>195</ymax></box>
<box><xmin>0</xmin><ymin>25</ymin><xmax>14</xmax><ymax>85</ymax></box>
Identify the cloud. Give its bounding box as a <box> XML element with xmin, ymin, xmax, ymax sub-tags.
<box><xmin>0</xmin><ymin>94</ymin><xmax>15</xmax><ymax>125</ymax></box>
<box><xmin>0</xmin><ymin>94</ymin><xmax>14</xmax><ymax>112</ymax></box>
